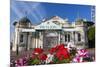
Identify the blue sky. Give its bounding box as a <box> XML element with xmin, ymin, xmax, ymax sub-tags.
<box><xmin>10</xmin><ymin>0</ymin><xmax>95</xmax><ymax>33</ymax></box>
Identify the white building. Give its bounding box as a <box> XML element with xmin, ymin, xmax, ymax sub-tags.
<box><xmin>12</xmin><ymin>16</ymin><xmax>88</xmax><ymax>51</ymax></box>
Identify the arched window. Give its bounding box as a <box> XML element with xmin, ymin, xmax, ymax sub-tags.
<box><xmin>78</xmin><ymin>33</ymin><xmax>81</xmax><ymax>41</ymax></box>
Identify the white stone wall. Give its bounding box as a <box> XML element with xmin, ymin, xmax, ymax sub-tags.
<box><xmin>75</xmin><ymin>25</ymin><xmax>88</xmax><ymax>48</ymax></box>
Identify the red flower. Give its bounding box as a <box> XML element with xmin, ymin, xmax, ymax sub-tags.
<box><xmin>58</xmin><ymin>44</ymin><xmax>65</xmax><ymax>50</ymax></box>
<box><xmin>55</xmin><ymin>48</ymin><xmax>70</xmax><ymax>60</ymax></box>
<box><xmin>49</xmin><ymin>44</ymin><xmax>65</xmax><ymax>54</ymax></box>
<box><xmin>49</xmin><ymin>47</ymin><xmax>56</xmax><ymax>54</ymax></box>
<box><xmin>33</xmin><ymin>48</ymin><xmax>43</xmax><ymax>54</ymax></box>
<box><xmin>55</xmin><ymin>44</ymin><xmax>65</xmax><ymax>50</ymax></box>
<box><xmin>39</xmin><ymin>53</ymin><xmax>47</xmax><ymax>61</ymax></box>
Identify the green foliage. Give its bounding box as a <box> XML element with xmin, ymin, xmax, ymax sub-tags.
<box><xmin>70</xmin><ymin>48</ymin><xmax>77</xmax><ymax>59</ymax></box>
<box><xmin>87</xmin><ymin>26</ymin><xmax>95</xmax><ymax>40</ymax></box>
<box><xmin>28</xmin><ymin>58</ymin><xmax>40</xmax><ymax>65</ymax></box>
<box><xmin>87</xmin><ymin>26</ymin><xmax>95</xmax><ymax>48</ymax></box>
<box><xmin>52</xmin><ymin>56</ymin><xmax>70</xmax><ymax>64</ymax></box>
<box><xmin>60</xmin><ymin>59</ymin><xmax>70</xmax><ymax>63</ymax></box>
<box><xmin>52</xmin><ymin>57</ymin><xmax>59</xmax><ymax>64</ymax></box>
<box><xmin>84</xmin><ymin>21</ymin><xmax>94</xmax><ymax>27</ymax></box>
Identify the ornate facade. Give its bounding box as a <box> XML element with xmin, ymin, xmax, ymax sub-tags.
<box><xmin>12</xmin><ymin>16</ymin><xmax>88</xmax><ymax>51</ymax></box>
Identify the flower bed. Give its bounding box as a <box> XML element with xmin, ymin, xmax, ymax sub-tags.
<box><xmin>11</xmin><ymin>44</ymin><xmax>95</xmax><ymax>66</ymax></box>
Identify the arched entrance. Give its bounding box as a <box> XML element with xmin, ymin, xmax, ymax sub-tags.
<box><xmin>43</xmin><ymin>31</ymin><xmax>59</xmax><ymax>49</ymax></box>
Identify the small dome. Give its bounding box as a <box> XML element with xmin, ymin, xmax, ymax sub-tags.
<box><xmin>75</xmin><ymin>19</ymin><xmax>84</xmax><ymax>25</ymax></box>
<box><xmin>13</xmin><ymin>17</ymin><xmax>32</xmax><ymax>27</ymax></box>
<box><xmin>19</xmin><ymin>17</ymin><xmax>31</xmax><ymax>23</ymax></box>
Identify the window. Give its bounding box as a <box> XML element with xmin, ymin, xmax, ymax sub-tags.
<box><xmin>65</xmin><ymin>35</ymin><xmax>67</xmax><ymax>41</ymax></box>
<box><xmin>65</xmin><ymin>34</ymin><xmax>70</xmax><ymax>42</ymax></box>
<box><xmin>20</xmin><ymin>34</ymin><xmax>23</xmax><ymax>42</ymax></box>
<box><xmin>68</xmin><ymin>34</ymin><xmax>70</xmax><ymax>42</ymax></box>
<box><xmin>78</xmin><ymin>33</ymin><xmax>81</xmax><ymax>41</ymax></box>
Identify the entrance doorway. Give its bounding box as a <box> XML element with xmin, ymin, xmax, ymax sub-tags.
<box><xmin>43</xmin><ymin>31</ymin><xmax>59</xmax><ymax>49</ymax></box>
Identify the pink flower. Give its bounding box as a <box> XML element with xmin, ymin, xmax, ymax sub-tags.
<box><xmin>77</xmin><ymin>49</ymin><xmax>89</xmax><ymax>57</ymax></box>
<box><xmin>73</xmin><ymin>56</ymin><xmax>83</xmax><ymax>63</ymax></box>
<box><xmin>72</xmin><ymin>49</ymin><xmax>89</xmax><ymax>63</ymax></box>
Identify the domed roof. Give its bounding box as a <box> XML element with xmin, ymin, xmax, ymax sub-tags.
<box><xmin>13</xmin><ymin>17</ymin><xmax>31</xmax><ymax>26</ymax></box>
<box><xmin>19</xmin><ymin>17</ymin><xmax>31</xmax><ymax>23</ymax></box>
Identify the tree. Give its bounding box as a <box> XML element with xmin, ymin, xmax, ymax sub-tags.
<box><xmin>87</xmin><ymin>26</ymin><xmax>95</xmax><ymax>48</ymax></box>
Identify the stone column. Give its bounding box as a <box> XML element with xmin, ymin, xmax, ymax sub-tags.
<box><xmin>39</xmin><ymin>31</ymin><xmax>43</xmax><ymax>48</ymax></box>
<box><xmin>71</xmin><ymin>32</ymin><xmax>73</xmax><ymax>41</ymax></box>
<box><xmin>71</xmin><ymin>31</ymin><xmax>75</xmax><ymax>45</ymax></box>
<box><xmin>35</xmin><ymin>32</ymin><xmax>38</xmax><ymax>48</ymax></box>
<box><xmin>34</xmin><ymin>32</ymin><xmax>36</xmax><ymax>48</ymax></box>
<box><xmin>24</xmin><ymin>33</ymin><xmax>28</xmax><ymax>51</ymax></box>
<box><xmin>32</xmin><ymin>33</ymin><xmax>36</xmax><ymax>48</ymax></box>
<box><xmin>41</xmin><ymin>31</ymin><xmax>43</xmax><ymax>48</ymax></box>
<box><xmin>70</xmin><ymin>32</ymin><xmax>71</xmax><ymax>42</ymax></box>
<box><xmin>38</xmin><ymin>31</ymin><xmax>41</xmax><ymax>48</ymax></box>
<box><xmin>75</xmin><ymin>32</ymin><xmax>78</xmax><ymax>43</ymax></box>
<box><xmin>24</xmin><ymin>32</ymin><xmax>28</xmax><ymax>51</ymax></box>
<box><xmin>67</xmin><ymin>32</ymin><xmax>69</xmax><ymax>42</ymax></box>
<box><xmin>73</xmin><ymin>31</ymin><xmax>76</xmax><ymax>45</ymax></box>
<box><xmin>58</xmin><ymin>31</ymin><xmax>61</xmax><ymax>44</ymax></box>
<box><xmin>27</xmin><ymin>33</ymin><xmax>32</xmax><ymax>50</ymax></box>
<box><xmin>12</xmin><ymin>28</ymin><xmax>19</xmax><ymax>52</ymax></box>
<box><xmin>81</xmin><ymin>30</ymin><xmax>87</xmax><ymax>48</ymax></box>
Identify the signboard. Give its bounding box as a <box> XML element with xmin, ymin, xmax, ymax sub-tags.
<box><xmin>21</xmin><ymin>29</ymin><xmax>35</xmax><ymax>32</ymax></box>
<box><xmin>63</xmin><ymin>28</ymin><xmax>78</xmax><ymax>31</ymax></box>
<box><xmin>35</xmin><ymin>21</ymin><xmax>62</xmax><ymax>30</ymax></box>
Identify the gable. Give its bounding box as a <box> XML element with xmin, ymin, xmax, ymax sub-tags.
<box><xmin>35</xmin><ymin>21</ymin><xmax>62</xmax><ymax>30</ymax></box>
